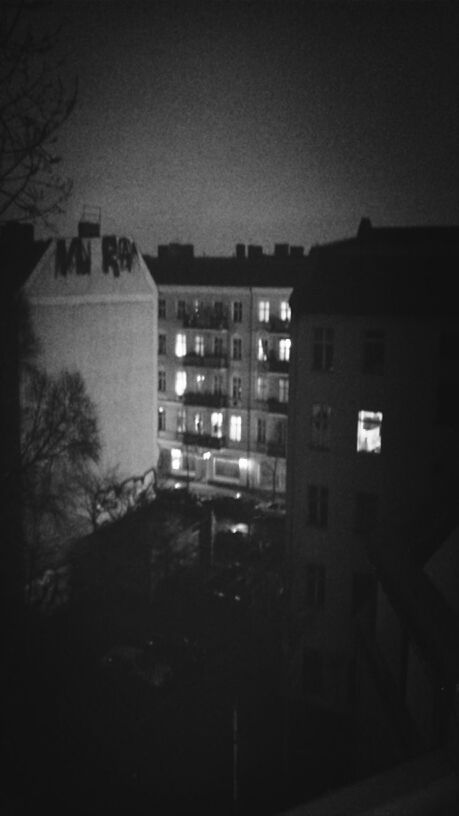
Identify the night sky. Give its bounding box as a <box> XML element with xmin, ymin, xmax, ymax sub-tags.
<box><xmin>40</xmin><ymin>1</ymin><xmax>459</xmax><ymax>255</ymax></box>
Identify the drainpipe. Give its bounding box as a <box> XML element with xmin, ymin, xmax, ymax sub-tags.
<box><xmin>246</xmin><ymin>287</ymin><xmax>253</xmax><ymax>490</ymax></box>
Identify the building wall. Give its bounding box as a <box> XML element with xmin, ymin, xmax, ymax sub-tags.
<box><xmin>156</xmin><ymin>283</ymin><xmax>292</xmax><ymax>493</ymax></box>
<box><xmin>286</xmin><ymin>309</ymin><xmax>459</xmax><ymax>710</ymax></box>
<box><xmin>23</xmin><ymin>236</ymin><xmax>158</xmax><ymax>479</ymax></box>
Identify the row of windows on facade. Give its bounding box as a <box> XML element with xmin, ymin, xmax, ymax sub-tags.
<box><xmin>158</xmin><ymin>370</ymin><xmax>290</xmax><ymax>403</ymax></box>
<box><xmin>158</xmin><ymin>406</ymin><xmax>287</xmax><ymax>444</ymax></box>
<box><xmin>306</xmin><ymin>485</ymin><xmax>379</xmax><ymax>531</ymax></box>
<box><xmin>159</xmin><ymin>333</ymin><xmax>291</xmax><ymax>362</ymax></box>
<box><xmin>158</xmin><ymin>297</ymin><xmax>291</xmax><ymax>324</ymax></box>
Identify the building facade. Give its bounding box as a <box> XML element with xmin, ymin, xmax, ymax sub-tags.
<box><xmin>145</xmin><ymin>243</ymin><xmax>306</xmax><ymax>495</ymax></box>
<box><xmin>23</xmin><ymin>222</ymin><xmax>158</xmax><ymax>479</ymax></box>
<box><xmin>285</xmin><ymin>219</ymin><xmax>459</xmax><ymax>723</ymax></box>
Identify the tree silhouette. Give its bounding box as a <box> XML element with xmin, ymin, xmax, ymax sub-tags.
<box><xmin>0</xmin><ymin>0</ymin><xmax>77</xmax><ymax>224</ymax></box>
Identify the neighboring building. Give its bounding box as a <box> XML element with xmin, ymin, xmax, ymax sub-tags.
<box><xmin>22</xmin><ymin>219</ymin><xmax>158</xmax><ymax>479</ymax></box>
<box><xmin>285</xmin><ymin>218</ymin><xmax>459</xmax><ymax>743</ymax></box>
<box><xmin>145</xmin><ymin>242</ymin><xmax>306</xmax><ymax>495</ymax></box>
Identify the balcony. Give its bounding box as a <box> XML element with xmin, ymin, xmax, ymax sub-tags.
<box><xmin>183</xmin><ymin>352</ymin><xmax>229</xmax><ymax>368</ymax></box>
<box><xmin>182</xmin><ymin>391</ymin><xmax>228</xmax><ymax>408</ymax></box>
<box><xmin>181</xmin><ymin>432</ymin><xmax>227</xmax><ymax>449</ymax></box>
<box><xmin>269</xmin><ymin>316</ymin><xmax>290</xmax><ymax>333</ymax></box>
<box><xmin>183</xmin><ymin>307</ymin><xmax>229</xmax><ymax>330</ymax></box>
<box><xmin>267</xmin><ymin>353</ymin><xmax>289</xmax><ymax>373</ymax></box>
<box><xmin>267</xmin><ymin>398</ymin><xmax>289</xmax><ymax>415</ymax></box>
<box><xmin>267</xmin><ymin>441</ymin><xmax>286</xmax><ymax>458</ymax></box>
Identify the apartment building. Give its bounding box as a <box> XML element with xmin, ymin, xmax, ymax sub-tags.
<box><xmin>145</xmin><ymin>243</ymin><xmax>306</xmax><ymax>495</ymax></box>
<box><xmin>285</xmin><ymin>218</ymin><xmax>459</xmax><ymax>724</ymax></box>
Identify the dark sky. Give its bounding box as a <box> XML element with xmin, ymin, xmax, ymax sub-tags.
<box><xmin>41</xmin><ymin>1</ymin><xmax>459</xmax><ymax>255</ymax></box>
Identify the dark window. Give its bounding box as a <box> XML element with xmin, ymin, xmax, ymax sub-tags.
<box><xmin>312</xmin><ymin>328</ymin><xmax>334</xmax><ymax>371</ymax></box>
<box><xmin>354</xmin><ymin>492</ymin><xmax>379</xmax><ymax>534</ymax></box>
<box><xmin>158</xmin><ymin>333</ymin><xmax>166</xmax><ymax>355</ymax></box>
<box><xmin>158</xmin><ymin>298</ymin><xmax>166</xmax><ymax>319</ymax></box>
<box><xmin>177</xmin><ymin>300</ymin><xmax>186</xmax><ymax>319</ymax></box>
<box><xmin>158</xmin><ymin>370</ymin><xmax>166</xmax><ymax>392</ymax></box>
<box><xmin>214</xmin><ymin>336</ymin><xmax>224</xmax><ymax>356</ymax></box>
<box><xmin>233</xmin><ymin>301</ymin><xmax>243</xmax><ymax>323</ymax></box>
<box><xmin>305</xmin><ymin>564</ymin><xmax>325</xmax><ymax>607</ymax></box>
<box><xmin>232</xmin><ymin>376</ymin><xmax>242</xmax><ymax>402</ymax></box>
<box><xmin>311</xmin><ymin>404</ymin><xmax>331</xmax><ymax>449</ymax></box>
<box><xmin>351</xmin><ymin>572</ymin><xmax>377</xmax><ymax>626</ymax></box>
<box><xmin>257</xmin><ymin>418</ymin><xmax>266</xmax><ymax>443</ymax></box>
<box><xmin>363</xmin><ymin>330</ymin><xmax>385</xmax><ymax>375</ymax></box>
<box><xmin>233</xmin><ymin>337</ymin><xmax>242</xmax><ymax>360</ymax></box>
<box><xmin>307</xmin><ymin>485</ymin><xmax>329</xmax><ymax>527</ymax></box>
<box><xmin>158</xmin><ymin>407</ymin><xmax>166</xmax><ymax>431</ymax></box>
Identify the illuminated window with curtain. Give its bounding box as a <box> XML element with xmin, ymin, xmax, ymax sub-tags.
<box><xmin>175</xmin><ymin>370</ymin><xmax>187</xmax><ymax>396</ymax></box>
<box><xmin>279</xmin><ymin>338</ymin><xmax>291</xmax><ymax>361</ymax></box>
<box><xmin>211</xmin><ymin>412</ymin><xmax>223</xmax><ymax>437</ymax></box>
<box><xmin>229</xmin><ymin>415</ymin><xmax>242</xmax><ymax>442</ymax></box>
<box><xmin>258</xmin><ymin>300</ymin><xmax>270</xmax><ymax>322</ymax></box>
<box><xmin>357</xmin><ymin>410</ymin><xmax>383</xmax><ymax>453</ymax></box>
<box><xmin>175</xmin><ymin>333</ymin><xmax>187</xmax><ymax>357</ymax></box>
<box><xmin>195</xmin><ymin>335</ymin><xmax>204</xmax><ymax>356</ymax></box>
<box><xmin>280</xmin><ymin>301</ymin><xmax>291</xmax><ymax>322</ymax></box>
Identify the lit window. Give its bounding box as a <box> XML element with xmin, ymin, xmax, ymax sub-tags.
<box><xmin>258</xmin><ymin>300</ymin><xmax>270</xmax><ymax>322</ymax></box>
<box><xmin>175</xmin><ymin>370</ymin><xmax>187</xmax><ymax>396</ymax></box>
<box><xmin>280</xmin><ymin>301</ymin><xmax>291</xmax><ymax>322</ymax></box>
<box><xmin>307</xmin><ymin>485</ymin><xmax>329</xmax><ymax>527</ymax></box>
<box><xmin>175</xmin><ymin>333</ymin><xmax>187</xmax><ymax>357</ymax></box>
<box><xmin>363</xmin><ymin>330</ymin><xmax>385</xmax><ymax>375</ymax></box>
<box><xmin>232</xmin><ymin>376</ymin><xmax>242</xmax><ymax>403</ymax></box>
<box><xmin>257</xmin><ymin>376</ymin><xmax>268</xmax><ymax>400</ymax></box>
<box><xmin>312</xmin><ymin>327</ymin><xmax>334</xmax><ymax>372</ymax></box>
<box><xmin>158</xmin><ymin>407</ymin><xmax>166</xmax><ymax>431</ymax></box>
<box><xmin>194</xmin><ymin>413</ymin><xmax>203</xmax><ymax>434</ymax></box>
<box><xmin>258</xmin><ymin>337</ymin><xmax>268</xmax><ymax>361</ymax></box>
<box><xmin>279</xmin><ymin>378</ymin><xmax>289</xmax><ymax>403</ymax></box>
<box><xmin>177</xmin><ymin>300</ymin><xmax>186</xmax><ymax>319</ymax></box>
<box><xmin>233</xmin><ymin>301</ymin><xmax>243</xmax><ymax>323</ymax></box>
<box><xmin>357</xmin><ymin>410</ymin><xmax>382</xmax><ymax>453</ymax></box>
<box><xmin>195</xmin><ymin>335</ymin><xmax>204</xmax><ymax>356</ymax></box>
<box><xmin>158</xmin><ymin>298</ymin><xmax>166</xmax><ymax>319</ymax></box>
<box><xmin>158</xmin><ymin>369</ymin><xmax>166</xmax><ymax>392</ymax></box>
<box><xmin>177</xmin><ymin>410</ymin><xmax>185</xmax><ymax>433</ymax></box>
<box><xmin>211</xmin><ymin>412</ymin><xmax>223</xmax><ymax>437</ymax></box>
<box><xmin>232</xmin><ymin>337</ymin><xmax>242</xmax><ymax>360</ymax></box>
<box><xmin>305</xmin><ymin>564</ymin><xmax>325</xmax><ymax>607</ymax></box>
<box><xmin>229</xmin><ymin>415</ymin><xmax>242</xmax><ymax>442</ymax></box>
<box><xmin>279</xmin><ymin>338</ymin><xmax>291</xmax><ymax>361</ymax></box>
<box><xmin>171</xmin><ymin>448</ymin><xmax>182</xmax><ymax>471</ymax></box>
<box><xmin>311</xmin><ymin>404</ymin><xmax>331</xmax><ymax>449</ymax></box>
<box><xmin>196</xmin><ymin>374</ymin><xmax>205</xmax><ymax>391</ymax></box>
<box><xmin>158</xmin><ymin>333</ymin><xmax>166</xmax><ymax>355</ymax></box>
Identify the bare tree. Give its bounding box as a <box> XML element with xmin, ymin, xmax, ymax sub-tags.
<box><xmin>0</xmin><ymin>0</ymin><xmax>77</xmax><ymax>225</ymax></box>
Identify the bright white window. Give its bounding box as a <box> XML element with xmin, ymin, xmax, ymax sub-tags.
<box><xmin>175</xmin><ymin>333</ymin><xmax>187</xmax><ymax>357</ymax></box>
<box><xmin>279</xmin><ymin>338</ymin><xmax>291</xmax><ymax>361</ymax></box>
<box><xmin>211</xmin><ymin>411</ymin><xmax>223</xmax><ymax>437</ymax></box>
<box><xmin>258</xmin><ymin>300</ymin><xmax>270</xmax><ymax>322</ymax></box>
<box><xmin>229</xmin><ymin>415</ymin><xmax>242</xmax><ymax>442</ymax></box>
<box><xmin>195</xmin><ymin>335</ymin><xmax>204</xmax><ymax>356</ymax></box>
<box><xmin>279</xmin><ymin>378</ymin><xmax>289</xmax><ymax>403</ymax></box>
<box><xmin>280</xmin><ymin>301</ymin><xmax>291</xmax><ymax>322</ymax></box>
<box><xmin>175</xmin><ymin>370</ymin><xmax>187</xmax><ymax>396</ymax></box>
<box><xmin>357</xmin><ymin>410</ymin><xmax>383</xmax><ymax>453</ymax></box>
<box><xmin>171</xmin><ymin>448</ymin><xmax>182</xmax><ymax>471</ymax></box>
<box><xmin>258</xmin><ymin>337</ymin><xmax>268</xmax><ymax>361</ymax></box>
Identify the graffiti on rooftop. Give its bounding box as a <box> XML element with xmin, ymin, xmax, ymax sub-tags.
<box><xmin>55</xmin><ymin>236</ymin><xmax>136</xmax><ymax>277</ymax></box>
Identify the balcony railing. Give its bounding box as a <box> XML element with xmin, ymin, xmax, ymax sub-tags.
<box><xmin>181</xmin><ymin>431</ymin><xmax>227</xmax><ymax>449</ymax></box>
<box><xmin>267</xmin><ymin>398</ymin><xmax>289</xmax><ymax>415</ymax></box>
<box><xmin>183</xmin><ymin>352</ymin><xmax>229</xmax><ymax>368</ymax></box>
<box><xmin>267</xmin><ymin>441</ymin><xmax>287</xmax><ymax>458</ymax></box>
<box><xmin>182</xmin><ymin>391</ymin><xmax>228</xmax><ymax>408</ymax></box>
<box><xmin>183</xmin><ymin>307</ymin><xmax>229</xmax><ymax>330</ymax></box>
<box><xmin>269</xmin><ymin>316</ymin><xmax>290</xmax><ymax>333</ymax></box>
<box><xmin>267</xmin><ymin>353</ymin><xmax>289</xmax><ymax>373</ymax></box>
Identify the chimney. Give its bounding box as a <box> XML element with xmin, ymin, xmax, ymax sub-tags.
<box><xmin>78</xmin><ymin>205</ymin><xmax>101</xmax><ymax>238</ymax></box>
<box><xmin>274</xmin><ymin>243</ymin><xmax>289</xmax><ymax>258</ymax></box>
<box><xmin>236</xmin><ymin>243</ymin><xmax>246</xmax><ymax>260</ymax></box>
<box><xmin>290</xmin><ymin>246</ymin><xmax>304</xmax><ymax>258</ymax></box>
<box><xmin>247</xmin><ymin>245</ymin><xmax>263</xmax><ymax>260</ymax></box>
